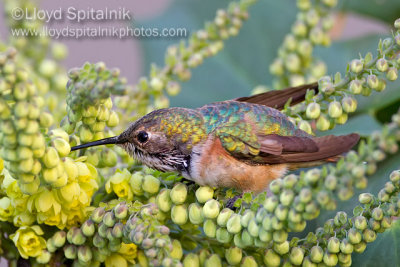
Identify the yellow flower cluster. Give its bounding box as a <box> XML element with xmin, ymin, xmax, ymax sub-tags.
<box><xmin>0</xmin><ymin>157</ymin><xmax>98</xmax><ymax>229</ymax></box>
<box><xmin>105</xmin><ymin>243</ymin><xmax>138</xmax><ymax>267</ymax></box>
<box><xmin>10</xmin><ymin>225</ymin><xmax>46</xmax><ymax>259</ymax></box>
<box><xmin>105</xmin><ymin>169</ymin><xmax>133</xmax><ymax>201</ymax></box>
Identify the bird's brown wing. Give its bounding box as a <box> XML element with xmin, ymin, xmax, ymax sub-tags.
<box><xmin>216</xmin><ymin>129</ymin><xmax>359</xmax><ymax>165</ymax></box>
<box><xmin>234</xmin><ymin>82</ymin><xmax>318</xmax><ymax>110</ymax></box>
<box><xmin>255</xmin><ymin>133</ymin><xmax>360</xmax><ymax>164</ymax></box>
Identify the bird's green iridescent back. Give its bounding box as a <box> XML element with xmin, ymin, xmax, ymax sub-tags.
<box><xmin>148</xmin><ymin>101</ymin><xmax>308</xmax><ymax>156</ymax></box>
<box><xmin>197</xmin><ymin>101</ymin><xmax>309</xmax><ymax>157</ymax></box>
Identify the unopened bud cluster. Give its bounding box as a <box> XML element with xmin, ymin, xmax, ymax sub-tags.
<box><xmin>269</xmin><ymin>0</ymin><xmax>336</xmax><ymax>90</ymax></box>
<box><xmin>117</xmin><ymin>0</ymin><xmax>257</xmax><ymax>126</ymax></box>
<box><xmin>282</xmin><ymin>21</ymin><xmax>400</xmax><ymax>133</ymax></box>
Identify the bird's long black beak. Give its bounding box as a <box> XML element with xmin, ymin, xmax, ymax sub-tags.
<box><xmin>70</xmin><ymin>136</ymin><xmax>125</xmax><ymax>151</ymax></box>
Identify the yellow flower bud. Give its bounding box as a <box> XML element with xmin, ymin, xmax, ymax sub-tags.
<box><xmin>107</xmin><ymin>111</ymin><xmax>120</xmax><ymax>127</ymax></box>
<box><xmin>170</xmin><ymin>239</ymin><xmax>183</xmax><ymax>260</ymax></box>
<box><xmin>52</xmin><ymin>137</ymin><xmax>71</xmax><ymax>157</ymax></box>
<box><xmin>195</xmin><ymin>186</ymin><xmax>214</xmax><ymax>203</ymax></box>
<box><xmin>10</xmin><ymin>226</ymin><xmax>46</xmax><ymax>259</ymax></box>
<box><xmin>0</xmin><ymin>197</ymin><xmax>14</xmax><ymax>221</ymax></box>
<box><xmin>171</xmin><ymin>204</ymin><xmax>188</xmax><ymax>225</ymax></box>
<box><xmin>43</xmin><ymin>147</ymin><xmax>60</xmax><ymax>168</ymax></box>
<box><xmin>142</xmin><ymin>175</ymin><xmax>160</xmax><ymax>195</ymax></box>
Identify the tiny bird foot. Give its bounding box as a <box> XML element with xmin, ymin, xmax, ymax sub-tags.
<box><xmin>226</xmin><ymin>193</ymin><xmax>243</xmax><ymax>210</ymax></box>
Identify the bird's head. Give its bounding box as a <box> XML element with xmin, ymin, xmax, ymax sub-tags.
<box><xmin>70</xmin><ymin>107</ymin><xmax>204</xmax><ymax>172</ymax></box>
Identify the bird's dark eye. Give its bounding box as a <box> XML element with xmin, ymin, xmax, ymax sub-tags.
<box><xmin>137</xmin><ymin>131</ymin><xmax>149</xmax><ymax>143</ymax></box>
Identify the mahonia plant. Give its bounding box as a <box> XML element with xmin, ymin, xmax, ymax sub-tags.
<box><xmin>0</xmin><ymin>0</ymin><xmax>400</xmax><ymax>266</ymax></box>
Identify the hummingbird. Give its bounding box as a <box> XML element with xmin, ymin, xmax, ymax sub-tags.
<box><xmin>71</xmin><ymin>82</ymin><xmax>359</xmax><ymax>193</ymax></box>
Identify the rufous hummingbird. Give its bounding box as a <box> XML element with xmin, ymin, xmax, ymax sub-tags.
<box><xmin>71</xmin><ymin>82</ymin><xmax>359</xmax><ymax>193</ymax></box>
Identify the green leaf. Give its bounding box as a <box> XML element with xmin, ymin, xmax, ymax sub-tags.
<box><xmin>352</xmin><ymin>220</ymin><xmax>400</xmax><ymax>266</ymax></box>
<box><xmin>341</xmin><ymin>0</ymin><xmax>400</xmax><ymax>24</ymax></box>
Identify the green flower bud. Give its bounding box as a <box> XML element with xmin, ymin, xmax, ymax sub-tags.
<box><xmin>367</xmin><ymin>74</ymin><xmax>379</xmax><ymax>89</ymax></box>
<box><xmin>269</xmin><ymin>59</ymin><xmax>284</xmax><ymax>76</ymax></box>
<box><xmin>64</xmin><ymin>244</ymin><xmax>77</xmax><ymax>259</ymax></box>
<box><xmin>285</xmin><ymin>53</ymin><xmax>301</xmax><ymax>73</ymax></box>
<box><xmin>107</xmin><ymin>239</ymin><xmax>121</xmax><ymax>252</ymax></box>
<box><xmin>381</xmin><ymin>216</ymin><xmax>392</xmax><ymax>229</ymax></box>
<box><xmin>170</xmin><ymin>239</ymin><xmax>183</xmax><ymax>260</ymax></box>
<box><xmin>273</xmin><ymin>229</ymin><xmax>288</xmax><ymax>243</ymax></box>
<box><xmin>297</xmin><ymin>0</ymin><xmax>311</xmax><ymax>10</ymax></box>
<box><xmin>156</xmin><ymin>188</ymin><xmax>172</xmax><ymax>212</ymax></box>
<box><xmin>51</xmin><ymin>231</ymin><xmax>66</xmax><ymax>248</ymax></box>
<box><xmin>271</xmin><ymin>216</ymin><xmax>284</xmax><ymax>230</ymax></box>
<box><xmin>350</xmin><ymin>59</ymin><xmax>363</xmax><ymax>73</ymax></box>
<box><xmin>170</xmin><ymin>183</ymin><xmax>188</xmax><ymax>204</ymax></box>
<box><xmin>241</xmin><ymin>230</ymin><xmax>254</xmax><ymax>247</ymax></box>
<box><xmin>52</xmin><ymin>137</ymin><xmax>71</xmax><ymax>157</ymax></box>
<box><xmin>106</xmin><ymin>111</ymin><xmax>119</xmax><ymax>127</ymax></box>
<box><xmin>269</xmin><ymin>179</ymin><xmax>282</xmax><ymax>194</ymax></box>
<box><xmin>142</xmin><ymin>175</ymin><xmax>160</xmax><ymax>194</ymax></box>
<box><xmin>306</xmin><ymin>102</ymin><xmax>321</xmax><ymax>119</ymax></box>
<box><xmin>292</xmin><ymin>20</ymin><xmax>307</xmax><ymax>37</ymax></box>
<box><xmin>195</xmin><ymin>186</ymin><xmax>214</xmax><ymax>203</ymax></box>
<box><xmin>372</xmin><ymin>207</ymin><xmax>383</xmax><ymax>221</ymax></box>
<box><xmin>327</xmin><ymin>237</ymin><xmax>340</xmax><ymax>253</ymax></box>
<box><xmin>36</xmin><ymin>249</ymin><xmax>51</xmax><ymax>264</ymax></box>
<box><xmin>376</xmin><ymin>58</ymin><xmax>389</xmax><ymax>72</ymax></box>
<box><xmin>91</xmin><ymin>207</ymin><xmax>106</xmax><ymax>223</ymax></box>
<box><xmin>328</xmin><ymin>101</ymin><xmax>343</xmax><ymax>118</ymax></box>
<box><xmin>368</xmin><ymin>218</ymin><xmax>381</xmax><ymax>231</ymax></box>
<box><xmin>93</xmin><ymin>233</ymin><xmax>107</xmax><ymax>248</ymax></box>
<box><xmin>283</xmin><ymin>34</ymin><xmax>297</xmax><ymax>51</ymax></box>
<box><xmin>225</xmin><ymin>247</ymin><xmax>242</xmax><ymax>265</ymax></box>
<box><xmin>111</xmin><ymin>223</ymin><xmax>123</xmax><ymax>239</ymax></box>
<box><xmin>70</xmin><ymin>227</ymin><xmax>86</xmax><ymax>246</ymax></box>
<box><xmin>189</xmin><ymin>203</ymin><xmax>204</xmax><ymax>225</ymax></box>
<box><xmin>323</xmin><ymin>252</ymin><xmax>338</xmax><ymax>266</ymax></box>
<box><xmin>241</xmin><ymin>256</ymin><xmax>258</xmax><ymax>267</ymax></box>
<box><xmin>77</xmin><ymin>245</ymin><xmax>92</xmax><ymax>263</ymax></box>
<box><xmin>43</xmin><ymin>147</ymin><xmax>60</xmax><ymax>168</ymax></box>
<box><xmin>183</xmin><ymin>253</ymin><xmax>200</xmax><ymax>267</ymax></box>
<box><xmin>363</xmin><ymin>228</ymin><xmax>377</xmax><ymax>243</ymax></box>
<box><xmin>280</xmin><ymin>189</ymin><xmax>295</xmax><ymax>206</ymax></box>
<box><xmin>246</xmin><ymin>218</ymin><xmax>259</xmax><ymax>237</ymax></box>
<box><xmin>39</xmin><ymin>112</ymin><xmax>54</xmax><ymax>128</ymax></box>
<box><xmin>263</xmin><ymin>249</ymin><xmax>281</xmax><ymax>267</ymax></box>
<box><xmin>349</xmin><ymin>79</ymin><xmax>362</xmax><ymax>94</ymax></box>
<box><xmin>341</xmin><ymin>96</ymin><xmax>357</xmax><ymax>113</ymax></box>
<box><xmin>273</xmin><ymin>240</ymin><xmax>290</xmax><ymax>255</ymax></box>
<box><xmin>114</xmin><ymin>202</ymin><xmax>128</xmax><ymax>220</ymax></box>
<box><xmin>354</xmin><ymin>216</ymin><xmax>367</xmax><ymax>230</ymax></box>
<box><xmin>262</xmin><ymin>195</ymin><xmax>278</xmax><ymax>212</ymax></box>
<box><xmin>390</xmin><ymin>170</ymin><xmax>400</xmax><ymax>182</ymax></box>
<box><xmin>216</xmin><ymin>227</ymin><xmax>232</xmax><ymax>243</ymax></box>
<box><xmin>310</xmin><ymin>27</ymin><xmax>324</xmax><ymax>45</ymax></box>
<box><xmin>227</xmin><ymin>214</ymin><xmax>242</xmax><ymax>234</ymax></box>
<box><xmin>386</xmin><ymin>67</ymin><xmax>398</xmax><ymax>81</ymax></box>
<box><xmin>288</xmin><ymin>208</ymin><xmax>302</xmax><ymax>223</ymax></box>
<box><xmin>103</xmin><ymin>211</ymin><xmax>116</xmax><ymax>227</ymax></box>
<box><xmin>204</xmin><ymin>254</ymin><xmax>222</xmax><ymax>267</ymax></box>
<box><xmin>274</xmin><ymin>204</ymin><xmax>288</xmax><ymax>221</ymax></box>
<box><xmin>171</xmin><ymin>204</ymin><xmax>188</xmax><ymax>225</ymax></box>
<box><xmin>289</xmin><ymin>247</ymin><xmax>304</xmax><ymax>266</ymax></box>
<box><xmin>348</xmin><ymin>228</ymin><xmax>362</xmax><ymax>244</ymax></box>
<box><xmin>79</xmin><ymin>125</ymin><xmax>93</xmax><ymax>143</ymax></box>
<box><xmin>353</xmin><ymin>241</ymin><xmax>367</xmax><ymax>253</ymax></box>
<box><xmin>395</xmin><ymin>18</ymin><xmax>400</xmax><ymax>29</ymax></box>
<box><xmin>217</xmin><ymin>208</ymin><xmax>234</xmax><ymax>227</ymax></box>
<box><xmin>305</xmin><ymin>169</ymin><xmax>321</xmax><ymax>184</ymax></box>
<box><xmin>310</xmin><ymin>245</ymin><xmax>323</xmax><ymax>263</ymax></box>
<box><xmin>130</xmin><ymin>172</ymin><xmax>144</xmax><ymax>195</ymax></box>
<box><xmin>298</xmin><ymin>120</ymin><xmax>312</xmax><ymax>134</ymax></box>
<box><xmin>204</xmin><ymin>219</ymin><xmax>217</xmax><ymax>238</ymax></box>
<box><xmin>166</xmin><ymin>81</ymin><xmax>181</xmax><ymax>96</ymax></box>
<box><xmin>316</xmin><ymin>114</ymin><xmax>330</xmax><ymax>131</ymax></box>
<box><xmin>203</xmin><ymin>199</ymin><xmax>220</xmax><ymax>219</ymax></box>
<box><xmin>358</xmin><ymin>193</ymin><xmax>373</xmax><ymax>204</ymax></box>
<box><xmin>340</xmin><ymin>238</ymin><xmax>353</xmax><ymax>254</ymax></box>
<box><xmin>81</xmin><ymin>220</ymin><xmax>95</xmax><ymax>237</ymax></box>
